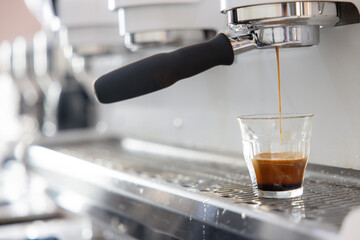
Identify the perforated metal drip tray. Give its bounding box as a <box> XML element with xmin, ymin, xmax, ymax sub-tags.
<box><xmin>26</xmin><ymin>136</ymin><xmax>360</xmax><ymax>240</ymax></box>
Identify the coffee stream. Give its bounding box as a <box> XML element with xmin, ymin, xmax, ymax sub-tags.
<box><xmin>275</xmin><ymin>46</ymin><xmax>283</xmax><ymax>143</ymax></box>
<box><xmin>250</xmin><ymin>49</ymin><xmax>308</xmax><ymax>192</ymax></box>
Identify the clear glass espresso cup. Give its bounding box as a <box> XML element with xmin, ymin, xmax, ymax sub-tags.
<box><xmin>237</xmin><ymin>113</ymin><xmax>313</xmax><ymax>198</ymax></box>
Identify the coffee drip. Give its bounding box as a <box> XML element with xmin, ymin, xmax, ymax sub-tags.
<box><xmin>275</xmin><ymin>46</ymin><xmax>282</xmax><ymax>143</ymax></box>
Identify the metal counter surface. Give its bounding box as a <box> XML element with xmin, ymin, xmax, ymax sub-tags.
<box><xmin>26</xmin><ymin>137</ymin><xmax>360</xmax><ymax>240</ymax></box>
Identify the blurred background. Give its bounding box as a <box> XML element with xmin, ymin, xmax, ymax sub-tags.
<box><xmin>0</xmin><ymin>0</ymin><xmax>41</xmax><ymax>41</ymax></box>
<box><xmin>0</xmin><ymin>0</ymin><xmax>360</xmax><ymax>239</ymax></box>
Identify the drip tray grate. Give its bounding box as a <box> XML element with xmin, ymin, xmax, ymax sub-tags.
<box><xmin>27</xmin><ymin>138</ymin><xmax>360</xmax><ymax>240</ymax></box>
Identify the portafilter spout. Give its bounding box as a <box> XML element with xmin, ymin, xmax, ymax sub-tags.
<box><xmin>94</xmin><ymin>1</ymin><xmax>341</xmax><ymax>103</ymax></box>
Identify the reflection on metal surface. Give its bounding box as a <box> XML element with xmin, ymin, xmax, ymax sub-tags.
<box><xmin>0</xmin><ymin>213</ymin><xmax>101</xmax><ymax>240</ymax></box>
<box><xmin>0</xmin><ymin>161</ymin><xmax>61</xmax><ymax>225</ymax></box>
<box><xmin>121</xmin><ymin>138</ymin><xmax>245</xmax><ymax>165</ymax></box>
<box><xmin>26</xmin><ymin>138</ymin><xmax>360</xmax><ymax>239</ymax></box>
<box><xmin>254</xmin><ymin>25</ymin><xmax>320</xmax><ymax>47</ymax></box>
<box><xmin>222</xmin><ymin>1</ymin><xmax>359</xmax><ymax>49</ymax></box>
<box><xmin>11</xmin><ymin>37</ymin><xmax>39</xmax><ymax>107</ymax></box>
<box><xmin>230</xmin><ymin>25</ymin><xmax>320</xmax><ymax>50</ymax></box>
<box><xmin>223</xmin><ymin>2</ymin><xmax>340</xmax><ymax>29</ymax></box>
<box><xmin>124</xmin><ymin>29</ymin><xmax>217</xmax><ymax>51</ymax></box>
<box><xmin>229</xmin><ymin>35</ymin><xmax>256</xmax><ymax>55</ymax></box>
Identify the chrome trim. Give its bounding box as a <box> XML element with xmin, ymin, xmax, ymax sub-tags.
<box><xmin>229</xmin><ymin>35</ymin><xmax>256</xmax><ymax>55</ymax></box>
<box><xmin>124</xmin><ymin>29</ymin><xmax>217</xmax><ymax>51</ymax></box>
<box><xmin>254</xmin><ymin>25</ymin><xmax>320</xmax><ymax>48</ymax></box>
<box><xmin>230</xmin><ymin>25</ymin><xmax>319</xmax><ymax>53</ymax></box>
<box><xmin>223</xmin><ymin>2</ymin><xmax>337</xmax><ymax>49</ymax></box>
<box><xmin>225</xmin><ymin>2</ymin><xmax>340</xmax><ymax>32</ymax></box>
<box><xmin>222</xmin><ymin>1</ymin><xmax>360</xmax><ymax>27</ymax></box>
<box><xmin>224</xmin><ymin>2</ymin><xmax>339</xmax><ymax>33</ymax></box>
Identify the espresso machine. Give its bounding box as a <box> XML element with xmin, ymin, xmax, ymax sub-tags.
<box><xmin>95</xmin><ymin>1</ymin><xmax>359</xmax><ymax>102</ymax></box>
<box><xmin>94</xmin><ymin>0</ymin><xmax>360</xmax><ymax>171</ymax></box>
<box><xmin>24</xmin><ymin>0</ymin><xmax>360</xmax><ymax>239</ymax></box>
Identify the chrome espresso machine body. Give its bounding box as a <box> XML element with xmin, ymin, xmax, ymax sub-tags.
<box><xmin>24</xmin><ymin>0</ymin><xmax>360</xmax><ymax>239</ymax></box>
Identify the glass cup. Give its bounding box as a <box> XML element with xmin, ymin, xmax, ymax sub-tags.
<box><xmin>237</xmin><ymin>113</ymin><xmax>313</xmax><ymax>198</ymax></box>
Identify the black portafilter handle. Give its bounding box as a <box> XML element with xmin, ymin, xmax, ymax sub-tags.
<box><xmin>93</xmin><ymin>33</ymin><xmax>234</xmax><ymax>103</ymax></box>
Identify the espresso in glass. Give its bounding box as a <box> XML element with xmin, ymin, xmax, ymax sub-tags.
<box><xmin>252</xmin><ymin>152</ymin><xmax>307</xmax><ymax>191</ymax></box>
<box><xmin>238</xmin><ymin>113</ymin><xmax>313</xmax><ymax>198</ymax></box>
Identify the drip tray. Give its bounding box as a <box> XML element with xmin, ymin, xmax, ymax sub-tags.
<box><xmin>26</xmin><ymin>136</ymin><xmax>360</xmax><ymax>240</ymax></box>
